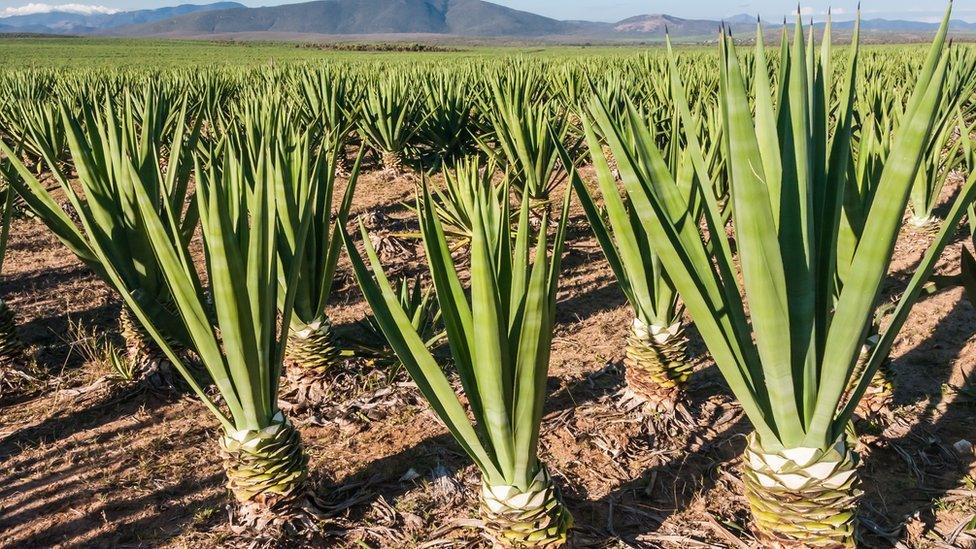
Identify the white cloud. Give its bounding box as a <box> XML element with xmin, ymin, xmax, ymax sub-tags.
<box><xmin>831</xmin><ymin>7</ymin><xmax>846</xmax><ymax>15</ymax></box>
<box><xmin>0</xmin><ymin>3</ymin><xmax>120</xmax><ymax>17</ymax></box>
<box><xmin>799</xmin><ymin>6</ymin><xmax>815</xmax><ymax>16</ymax></box>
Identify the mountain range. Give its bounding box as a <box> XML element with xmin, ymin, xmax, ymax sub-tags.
<box><xmin>0</xmin><ymin>3</ymin><xmax>243</xmax><ymax>34</ymax></box>
<box><xmin>0</xmin><ymin>0</ymin><xmax>973</xmax><ymax>40</ymax></box>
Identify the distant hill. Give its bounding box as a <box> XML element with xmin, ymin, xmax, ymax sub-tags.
<box><xmin>0</xmin><ymin>3</ymin><xmax>244</xmax><ymax>34</ymax></box>
<box><xmin>108</xmin><ymin>0</ymin><xmax>607</xmax><ymax>37</ymax></box>
<box><xmin>726</xmin><ymin>14</ymin><xmax>761</xmax><ymax>25</ymax></box>
<box><xmin>1</xmin><ymin>0</ymin><xmax>972</xmax><ymax>41</ymax></box>
<box><xmin>613</xmin><ymin>14</ymin><xmax>721</xmax><ymax>36</ymax></box>
<box><xmin>829</xmin><ymin>18</ymin><xmax>976</xmax><ymax>33</ymax></box>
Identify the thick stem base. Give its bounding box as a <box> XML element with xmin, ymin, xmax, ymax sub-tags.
<box><xmin>285</xmin><ymin>317</ymin><xmax>343</xmax><ymax>374</ymax></box>
<box><xmin>118</xmin><ymin>308</ymin><xmax>187</xmax><ymax>390</ymax></box>
<box><xmin>623</xmin><ymin>318</ymin><xmax>691</xmax><ymax>412</ymax></box>
<box><xmin>908</xmin><ymin>213</ymin><xmax>939</xmax><ymax>232</ymax></box>
<box><xmin>220</xmin><ymin>413</ymin><xmax>309</xmax><ymax>530</ymax></box>
<box><xmin>381</xmin><ymin>151</ymin><xmax>405</xmax><ymax>177</ymax></box>
<box><xmin>743</xmin><ymin>432</ymin><xmax>861</xmax><ymax>548</ymax></box>
<box><xmin>480</xmin><ymin>466</ymin><xmax>573</xmax><ymax>548</ymax></box>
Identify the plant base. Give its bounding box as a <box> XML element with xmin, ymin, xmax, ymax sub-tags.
<box><xmin>527</xmin><ymin>197</ymin><xmax>557</xmax><ymax>231</ymax></box>
<box><xmin>280</xmin><ymin>318</ymin><xmax>344</xmax><ymax>412</ymax></box>
<box><xmin>0</xmin><ymin>298</ymin><xmax>22</xmax><ymax>363</ymax></box>
<box><xmin>285</xmin><ymin>318</ymin><xmax>343</xmax><ymax>374</ymax></box>
<box><xmin>743</xmin><ymin>432</ymin><xmax>861</xmax><ymax>548</ymax></box>
<box><xmin>220</xmin><ymin>412</ymin><xmax>309</xmax><ymax>531</ymax></box>
<box><xmin>623</xmin><ymin>318</ymin><xmax>691</xmax><ymax>413</ymax></box>
<box><xmin>601</xmin><ymin>143</ymin><xmax>621</xmax><ymax>180</ymax></box>
<box><xmin>381</xmin><ymin>151</ymin><xmax>405</xmax><ymax>177</ymax></box>
<box><xmin>480</xmin><ymin>465</ymin><xmax>573</xmax><ymax>547</ymax></box>
<box><xmin>908</xmin><ymin>214</ymin><xmax>940</xmax><ymax>233</ymax></box>
<box><xmin>118</xmin><ymin>308</ymin><xmax>185</xmax><ymax>390</ymax></box>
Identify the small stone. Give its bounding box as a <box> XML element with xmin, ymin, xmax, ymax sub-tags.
<box><xmin>954</xmin><ymin>439</ymin><xmax>974</xmax><ymax>457</ymax></box>
<box><xmin>399</xmin><ymin>468</ymin><xmax>420</xmax><ymax>482</ymax></box>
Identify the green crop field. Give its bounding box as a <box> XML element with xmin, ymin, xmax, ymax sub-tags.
<box><xmin>0</xmin><ymin>36</ymin><xmax>671</xmax><ymax>69</ymax></box>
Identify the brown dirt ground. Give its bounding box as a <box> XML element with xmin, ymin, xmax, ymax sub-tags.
<box><xmin>2</xmin><ymin>164</ymin><xmax>976</xmax><ymax>549</ymax></box>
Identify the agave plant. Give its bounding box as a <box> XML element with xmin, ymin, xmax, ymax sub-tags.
<box><xmin>345</xmin><ymin>275</ymin><xmax>443</xmax><ymax>369</ymax></box>
<box><xmin>295</xmin><ymin>67</ymin><xmax>359</xmax><ymax>174</ymax></box>
<box><xmin>569</xmin><ymin>100</ymin><xmax>708</xmax><ymax>415</ymax></box>
<box><xmin>584</xmin><ymin>10</ymin><xmax>971</xmax><ymax>546</ymax></box>
<box><xmin>418</xmin><ymin>72</ymin><xmax>477</xmax><ymax>166</ymax></box>
<box><xmin>0</xmin><ymin>99</ymin><xmax>68</xmax><ymax>176</ymax></box>
<box><xmin>908</xmin><ymin>107</ymin><xmax>967</xmax><ymax>228</ymax></box>
<box><xmin>342</xmin><ymin>181</ymin><xmax>574</xmax><ymax>546</ymax></box>
<box><xmin>186</xmin><ymin>70</ymin><xmax>237</xmax><ymax>124</ymax></box>
<box><xmin>479</xmin><ymin>76</ymin><xmax>574</xmax><ymax>215</ymax></box>
<box><xmin>1</xmin><ymin>91</ymin><xmax>199</xmax><ymax>387</ymax></box>
<box><xmin>217</xmin><ymin>96</ymin><xmax>360</xmax><ymax>411</ymax></box>
<box><xmin>908</xmin><ymin>49</ymin><xmax>976</xmax><ymax>228</ymax></box>
<box><xmin>123</xmin><ymin>116</ymin><xmax>315</xmax><ymax>528</ymax></box>
<box><xmin>228</xmin><ymin>100</ymin><xmax>362</xmax><ymax>384</ymax></box>
<box><xmin>425</xmin><ymin>155</ymin><xmax>508</xmax><ymax>246</ymax></box>
<box><xmin>357</xmin><ymin>73</ymin><xmax>422</xmax><ymax>176</ymax></box>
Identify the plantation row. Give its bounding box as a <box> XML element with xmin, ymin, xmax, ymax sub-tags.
<box><xmin>2</xmin><ymin>8</ymin><xmax>976</xmax><ymax>548</ymax></box>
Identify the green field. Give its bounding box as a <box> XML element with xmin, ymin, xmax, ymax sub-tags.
<box><xmin>0</xmin><ymin>35</ymin><xmax>944</xmax><ymax>73</ymax></box>
<box><xmin>0</xmin><ymin>36</ymin><xmax>673</xmax><ymax>69</ymax></box>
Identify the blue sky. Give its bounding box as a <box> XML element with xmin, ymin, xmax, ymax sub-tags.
<box><xmin>0</xmin><ymin>1</ymin><xmax>972</xmax><ymax>23</ymax></box>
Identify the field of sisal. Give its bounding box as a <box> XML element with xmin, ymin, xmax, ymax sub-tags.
<box><xmin>3</xmin><ymin>8</ymin><xmax>976</xmax><ymax>548</ymax></box>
